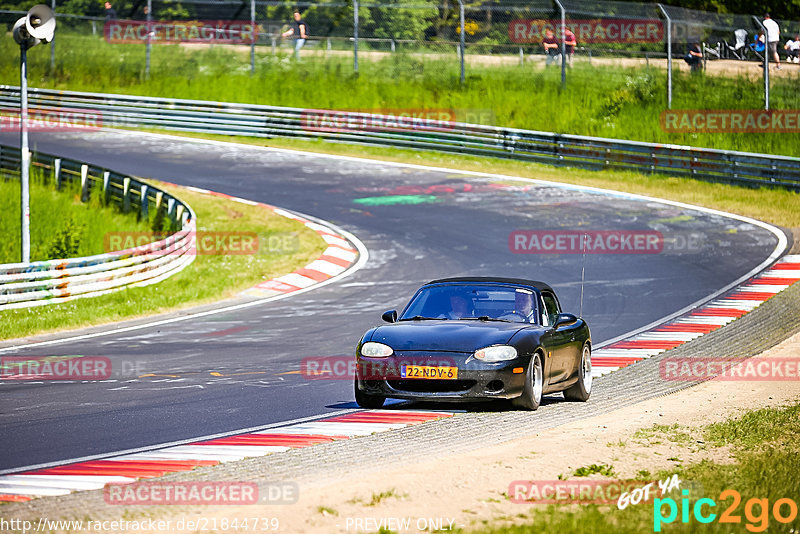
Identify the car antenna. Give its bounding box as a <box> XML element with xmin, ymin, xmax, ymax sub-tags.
<box><xmin>579</xmin><ymin>232</ymin><xmax>587</xmax><ymax>318</ymax></box>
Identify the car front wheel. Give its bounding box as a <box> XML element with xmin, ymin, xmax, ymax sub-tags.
<box><xmin>512</xmin><ymin>352</ymin><xmax>543</xmax><ymax>411</ymax></box>
<box><xmin>563</xmin><ymin>344</ymin><xmax>592</xmax><ymax>402</ymax></box>
<box><xmin>354</xmin><ymin>377</ymin><xmax>386</xmax><ymax>409</ymax></box>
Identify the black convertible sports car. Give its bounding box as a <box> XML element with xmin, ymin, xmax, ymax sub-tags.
<box><xmin>354</xmin><ymin>277</ymin><xmax>592</xmax><ymax>410</ymax></box>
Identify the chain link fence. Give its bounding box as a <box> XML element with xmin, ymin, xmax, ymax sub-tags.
<box><xmin>3</xmin><ymin>0</ymin><xmax>799</xmax><ymax>106</ymax></box>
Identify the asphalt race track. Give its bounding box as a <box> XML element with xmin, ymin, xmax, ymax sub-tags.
<box><xmin>0</xmin><ymin>130</ymin><xmax>784</xmax><ymax>472</ymax></box>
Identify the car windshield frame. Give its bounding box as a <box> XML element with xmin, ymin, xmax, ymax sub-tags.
<box><xmin>398</xmin><ymin>282</ymin><xmax>543</xmax><ymax>324</ymax></box>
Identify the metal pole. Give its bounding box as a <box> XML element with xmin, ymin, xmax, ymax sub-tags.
<box><xmin>145</xmin><ymin>0</ymin><xmax>152</xmax><ymax>79</ymax></box>
<box><xmin>250</xmin><ymin>0</ymin><xmax>255</xmax><ymax>74</ymax></box>
<box><xmin>353</xmin><ymin>0</ymin><xmax>359</xmax><ymax>74</ymax></box>
<box><xmin>560</xmin><ymin>2</ymin><xmax>566</xmax><ymax>85</ymax></box>
<box><xmin>657</xmin><ymin>4</ymin><xmax>672</xmax><ymax>109</ymax></box>
<box><xmin>20</xmin><ymin>44</ymin><xmax>30</xmax><ymax>264</ymax></box>
<box><xmin>458</xmin><ymin>0</ymin><xmax>465</xmax><ymax>84</ymax></box>
<box><xmin>49</xmin><ymin>0</ymin><xmax>56</xmax><ymax>71</ymax></box>
<box><xmin>753</xmin><ymin>16</ymin><xmax>768</xmax><ymax>110</ymax></box>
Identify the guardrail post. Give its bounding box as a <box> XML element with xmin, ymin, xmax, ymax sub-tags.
<box><xmin>657</xmin><ymin>4</ymin><xmax>672</xmax><ymax>109</ymax></box>
<box><xmin>176</xmin><ymin>204</ymin><xmax>185</xmax><ymax>224</ymax></box>
<box><xmin>80</xmin><ymin>164</ymin><xmax>89</xmax><ymax>202</ymax></box>
<box><xmin>123</xmin><ymin>177</ymin><xmax>131</xmax><ymax>213</ymax></box>
<box><xmin>102</xmin><ymin>170</ymin><xmax>110</xmax><ymax>202</ymax></box>
<box><xmin>155</xmin><ymin>190</ymin><xmax>163</xmax><ymax>213</ymax></box>
<box><xmin>167</xmin><ymin>197</ymin><xmax>175</xmax><ymax>224</ymax></box>
<box><xmin>140</xmin><ymin>184</ymin><xmax>149</xmax><ymax>219</ymax></box>
<box><xmin>54</xmin><ymin>158</ymin><xmax>62</xmax><ymax>190</ymax></box>
<box><xmin>519</xmin><ymin>47</ymin><xmax>523</xmax><ymax>65</ymax></box>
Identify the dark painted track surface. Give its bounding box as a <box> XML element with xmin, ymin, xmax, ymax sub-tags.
<box><xmin>0</xmin><ymin>131</ymin><xmax>782</xmax><ymax>471</ymax></box>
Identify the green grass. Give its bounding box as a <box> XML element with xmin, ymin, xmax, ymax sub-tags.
<box><xmin>0</xmin><ymin>181</ymin><xmax>328</xmax><ymax>340</ymax></box>
<box><xmin>3</xmin><ymin>32</ymin><xmax>799</xmax><ymax>157</ymax></box>
<box><xmin>633</xmin><ymin>424</ymin><xmax>694</xmax><ymax>445</ymax></box>
<box><xmin>472</xmin><ymin>403</ymin><xmax>800</xmax><ymax>534</ymax></box>
<box><xmin>572</xmin><ymin>464</ymin><xmax>617</xmax><ymax>477</ymax></box>
<box><xmin>704</xmin><ymin>404</ymin><xmax>800</xmax><ymax>449</ymax></box>
<box><xmin>0</xmin><ymin>174</ymin><xmax>153</xmax><ymax>263</ymax></box>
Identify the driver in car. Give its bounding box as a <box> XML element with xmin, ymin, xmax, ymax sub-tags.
<box><xmin>439</xmin><ymin>295</ymin><xmax>471</xmax><ymax>319</ymax></box>
<box><xmin>499</xmin><ymin>289</ymin><xmax>535</xmax><ymax>322</ymax></box>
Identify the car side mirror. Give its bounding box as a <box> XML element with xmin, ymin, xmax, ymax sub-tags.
<box><xmin>381</xmin><ymin>310</ymin><xmax>398</xmax><ymax>323</ymax></box>
<box><xmin>553</xmin><ymin>313</ymin><xmax>578</xmax><ymax>329</ymax></box>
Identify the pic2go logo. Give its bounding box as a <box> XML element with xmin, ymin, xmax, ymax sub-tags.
<box><xmin>654</xmin><ymin>489</ymin><xmax>799</xmax><ymax>532</ymax></box>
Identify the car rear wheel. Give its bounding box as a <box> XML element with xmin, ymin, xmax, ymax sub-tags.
<box><xmin>563</xmin><ymin>344</ymin><xmax>592</xmax><ymax>402</ymax></box>
<box><xmin>512</xmin><ymin>352</ymin><xmax>543</xmax><ymax>411</ymax></box>
<box><xmin>354</xmin><ymin>377</ymin><xmax>386</xmax><ymax>409</ymax></box>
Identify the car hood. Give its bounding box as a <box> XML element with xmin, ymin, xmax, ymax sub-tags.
<box><xmin>368</xmin><ymin>320</ymin><xmax>527</xmax><ymax>353</ymax></box>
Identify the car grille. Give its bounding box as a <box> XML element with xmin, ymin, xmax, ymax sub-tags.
<box><xmin>387</xmin><ymin>379</ymin><xmax>477</xmax><ymax>393</ymax></box>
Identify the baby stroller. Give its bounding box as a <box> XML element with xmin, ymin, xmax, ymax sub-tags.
<box><xmin>725</xmin><ymin>29</ymin><xmax>749</xmax><ymax>59</ymax></box>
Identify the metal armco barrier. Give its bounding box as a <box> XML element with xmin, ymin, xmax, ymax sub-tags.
<box><xmin>0</xmin><ymin>144</ymin><xmax>196</xmax><ymax>309</ymax></box>
<box><xmin>1</xmin><ymin>86</ymin><xmax>799</xmax><ymax>192</ymax></box>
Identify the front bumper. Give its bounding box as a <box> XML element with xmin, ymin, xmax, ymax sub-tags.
<box><xmin>355</xmin><ymin>351</ymin><xmax>528</xmax><ymax>401</ymax></box>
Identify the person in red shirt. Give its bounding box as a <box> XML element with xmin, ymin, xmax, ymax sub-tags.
<box><xmin>542</xmin><ymin>29</ymin><xmax>560</xmax><ymax>66</ymax></box>
<box><xmin>564</xmin><ymin>28</ymin><xmax>577</xmax><ymax>66</ymax></box>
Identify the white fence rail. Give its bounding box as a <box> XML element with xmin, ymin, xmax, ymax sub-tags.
<box><xmin>1</xmin><ymin>86</ymin><xmax>797</xmax><ymax>190</ymax></box>
<box><xmin>0</xmin><ymin>145</ymin><xmax>196</xmax><ymax>309</ymax></box>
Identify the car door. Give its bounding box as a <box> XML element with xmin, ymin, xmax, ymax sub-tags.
<box><xmin>540</xmin><ymin>291</ymin><xmax>574</xmax><ymax>384</ymax></box>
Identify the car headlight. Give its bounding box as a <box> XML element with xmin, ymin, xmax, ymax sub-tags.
<box><xmin>474</xmin><ymin>345</ymin><xmax>518</xmax><ymax>362</ymax></box>
<box><xmin>360</xmin><ymin>342</ymin><xmax>393</xmax><ymax>357</ymax></box>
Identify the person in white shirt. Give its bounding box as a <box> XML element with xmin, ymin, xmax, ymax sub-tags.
<box><xmin>785</xmin><ymin>35</ymin><xmax>800</xmax><ymax>63</ymax></box>
<box><xmin>762</xmin><ymin>13</ymin><xmax>781</xmax><ymax>69</ymax></box>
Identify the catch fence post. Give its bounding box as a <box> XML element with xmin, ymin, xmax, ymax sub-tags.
<box><xmin>657</xmin><ymin>4</ymin><xmax>672</xmax><ymax>109</ymax></box>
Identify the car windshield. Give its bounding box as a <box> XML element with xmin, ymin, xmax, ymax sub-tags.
<box><xmin>399</xmin><ymin>284</ymin><xmax>539</xmax><ymax>323</ymax></box>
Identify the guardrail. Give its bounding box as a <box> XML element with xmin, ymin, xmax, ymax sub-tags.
<box><xmin>1</xmin><ymin>86</ymin><xmax>798</xmax><ymax>191</ymax></box>
<box><xmin>0</xmin><ymin>144</ymin><xmax>196</xmax><ymax>310</ymax></box>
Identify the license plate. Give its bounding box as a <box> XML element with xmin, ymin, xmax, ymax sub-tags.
<box><xmin>401</xmin><ymin>365</ymin><xmax>458</xmax><ymax>379</ymax></box>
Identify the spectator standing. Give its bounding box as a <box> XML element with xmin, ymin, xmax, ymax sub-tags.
<box><xmin>684</xmin><ymin>42</ymin><xmax>703</xmax><ymax>73</ymax></box>
<box><xmin>763</xmin><ymin>13</ymin><xmax>781</xmax><ymax>69</ymax></box>
<box><xmin>282</xmin><ymin>10</ymin><xmax>309</xmax><ymax>59</ymax></box>
<box><xmin>563</xmin><ymin>28</ymin><xmax>576</xmax><ymax>66</ymax></box>
<box><xmin>104</xmin><ymin>1</ymin><xmax>117</xmax><ymax>20</ymax></box>
<box><xmin>542</xmin><ymin>28</ymin><xmax>560</xmax><ymax>67</ymax></box>
<box><xmin>784</xmin><ymin>34</ymin><xmax>800</xmax><ymax>63</ymax></box>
